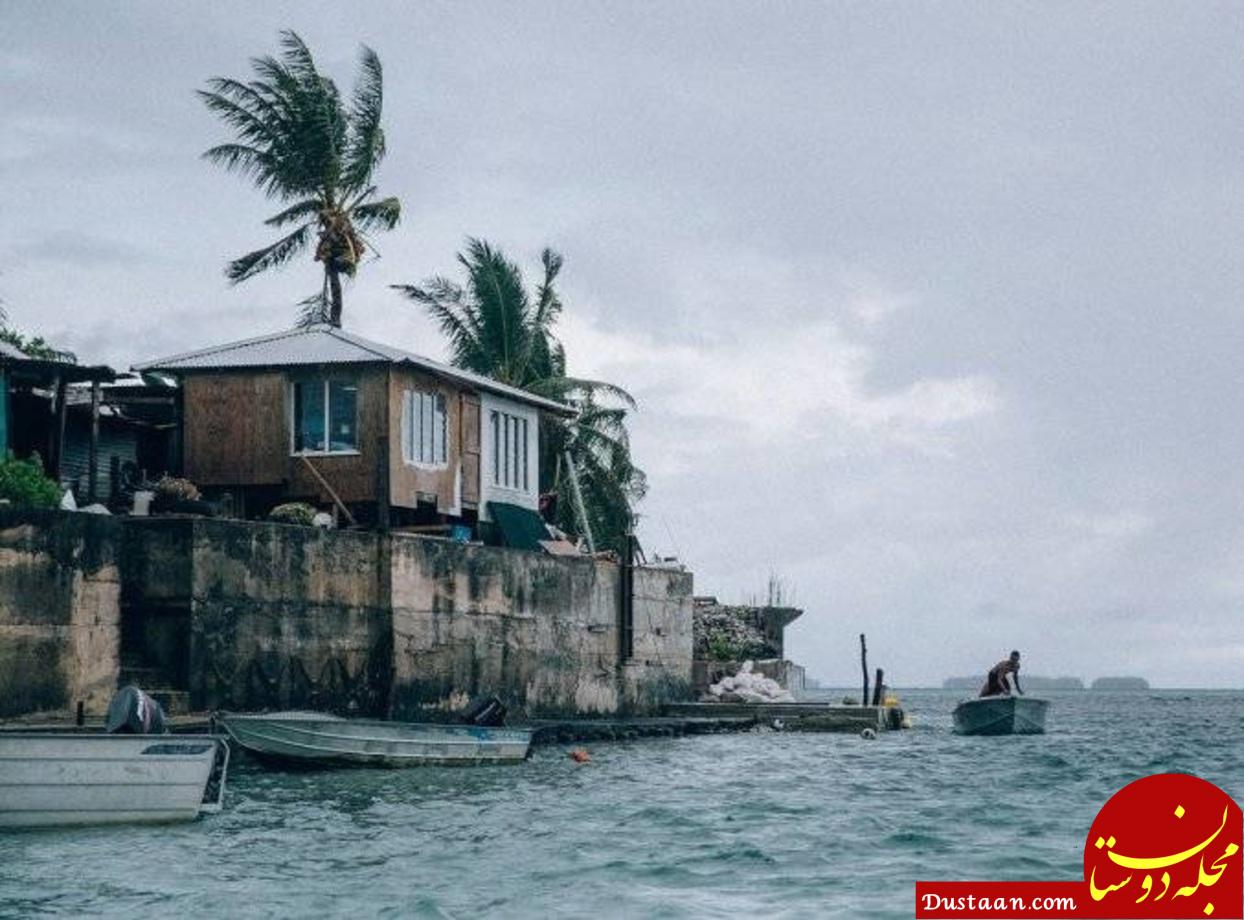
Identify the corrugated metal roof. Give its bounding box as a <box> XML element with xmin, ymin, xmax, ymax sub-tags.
<box><xmin>134</xmin><ymin>325</ymin><xmax>574</xmax><ymax>415</ymax></box>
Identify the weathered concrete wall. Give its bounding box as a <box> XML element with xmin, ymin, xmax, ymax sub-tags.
<box><xmin>126</xmin><ymin>518</ymin><xmax>392</xmax><ymax>715</ymax></box>
<box><xmin>391</xmin><ymin>537</ymin><xmax>609</xmax><ymax>718</ymax></box>
<box><xmin>387</xmin><ymin>537</ymin><xmax>693</xmax><ymax>718</ymax></box>
<box><xmin>1</xmin><ymin>515</ymin><xmax>693</xmax><ymax>720</ymax></box>
<box><xmin>0</xmin><ymin>510</ymin><xmax>122</xmax><ymax>717</ymax></box>
<box><xmin>623</xmin><ymin>566</ymin><xmax>695</xmax><ymax>712</ymax></box>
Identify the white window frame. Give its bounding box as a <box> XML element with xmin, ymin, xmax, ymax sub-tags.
<box><xmin>488</xmin><ymin>409</ymin><xmax>531</xmax><ymax>492</ymax></box>
<box><xmin>289</xmin><ymin>377</ymin><xmax>360</xmax><ymax>457</ymax></box>
<box><xmin>401</xmin><ymin>388</ymin><xmax>449</xmax><ymax>469</ymax></box>
<box><xmin>479</xmin><ymin>394</ymin><xmax>539</xmax><ymax>516</ymax></box>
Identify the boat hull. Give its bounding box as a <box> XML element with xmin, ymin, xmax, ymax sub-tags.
<box><xmin>953</xmin><ymin>696</ymin><xmax>1049</xmax><ymax>736</ymax></box>
<box><xmin>218</xmin><ymin>712</ymin><xmax>533</xmax><ymax>767</ymax></box>
<box><xmin>0</xmin><ymin>735</ymin><xmax>224</xmax><ymax>828</ymax></box>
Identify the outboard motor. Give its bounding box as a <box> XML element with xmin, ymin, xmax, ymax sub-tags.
<box><xmin>105</xmin><ymin>685</ymin><xmax>168</xmax><ymax>735</ymax></box>
<box><xmin>461</xmin><ymin>695</ymin><xmax>507</xmax><ymax>727</ymax></box>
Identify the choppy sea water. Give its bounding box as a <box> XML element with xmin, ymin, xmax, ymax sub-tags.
<box><xmin>1</xmin><ymin>690</ymin><xmax>1241</xmax><ymax>918</ymax></box>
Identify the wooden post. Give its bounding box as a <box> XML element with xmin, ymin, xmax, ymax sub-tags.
<box><xmin>859</xmin><ymin>633</ymin><xmax>869</xmax><ymax>706</ymax></box>
<box><xmin>51</xmin><ymin>376</ymin><xmax>68</xmax><ymax>482</ymax></box>
<box><xmin>299</xmin><ymin>455</ymin><xmax>357</xmax><ymax>526</ymax></box>
<box><xmin>872</xmin><ymin>668</ymin><xmax>884</xmax><ymax>706</ymax></box>
<box><xmin>88</xmin><ymin>380</ymin><xmax>101</xmax><ymax>503</ymax></box>
<box><xmin>619</xmin><ymin>533</ymin><xmax>635</xmax><ymax>663</ymax></box>
<box><xmin>376</xmin><ymin>434</ymin><xmax>390</xmax><ymax>532</ymax></box>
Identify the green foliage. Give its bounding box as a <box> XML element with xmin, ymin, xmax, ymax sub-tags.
<box><xmin>706</xmin><ymin>634</ymin><xmax>772</xmax><ymax>662</ymax></box>
<box><xmin>200</xmin><ymin>30</ymin><xmax>401</xmax><ymax>326</ymax></box>
<box><xmin>153</xmin><ymin>476</ymin><xmax>200</xmax><ymax>502</ymax></box>
<box><xmin>268</xmin><ymin>502</ymin><xmax>317</xmax><ymax>526</ymax></box>
<box><xmin>394</xmin><ymin>241</ymin><xmax>646</xmax><ymax>554</ymax></box>
<box><xmin>0</xmin><ymin>454</ymin><xmax>62</xmax><ymax>509</ymax></box>
<box><xmin>0</xmin><ymin>328</ymin><xmax>76</xmax><ymax>363</ymax></box>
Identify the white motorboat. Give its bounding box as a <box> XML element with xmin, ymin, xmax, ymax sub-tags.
<box><xmin>952</xmin><ymin>695</ymin><xmax>1050</xmax><ymax>736</ymax></box>
<box><xmin>0</xmin><ymin>733</ymin><xmax>228</xmax><ymax>829</ymax></box>
<box><xmin>217</xmin><ymin>711</ymin><xmax>532</xmax><ymax>767</ymax></box>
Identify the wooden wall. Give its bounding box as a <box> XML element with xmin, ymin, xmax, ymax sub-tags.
<box><xmin>184</xmin><ymin>368</ymin><xmax>386</xmax><ymax>505</ymax></box>
<box><xmin>184</xmin><ymin>372</ymin><xmax>286</xmax><ymax>486</ymax></box>
<box><xmin>182</xmin><ymin>366</ymin><xmax>485</xmax><ymax>515</ymax></box>
<box><xmin>387</xmin><ymin>367</ymin><xmax>477</xmax><ymax>512</ymax></box>
<box><xmin>286</xmin><ymin>369</ymin><xmax>388</xmax><ymax>505</ymax></box>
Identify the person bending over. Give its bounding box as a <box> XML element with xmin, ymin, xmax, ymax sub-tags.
<box><xmin>980</xmin><ymin>650</ymin><xmax>1023</xmax><ymax>697</ymax></box>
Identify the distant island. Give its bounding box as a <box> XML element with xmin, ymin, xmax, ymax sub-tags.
<box><xmin>1090</xmin><ymin>676</ymin><xmax>1149</xmax><ymax>690</ymax></box>
<box><xmin>943</xmin><ymin>676</ymin><xmax>1085</xmax><ymax>690</ymax></box>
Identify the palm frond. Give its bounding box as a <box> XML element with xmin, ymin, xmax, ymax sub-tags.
<box><xmin>393</xmin><ymin>279</ymin><xmax>488</xmax><ymax>369</ymax></box>
<box><xmin>531</xmin><ymin>375</ymin><xmax>637</xmax><ymax>409</ymax></box>
<box><xmin>226</xmin><ymin>223</ymin><xmax>313</xmax><ymax>283</ymax></box>
<box><xmin>351</xmin><ymin>196</ymin><xmax>401</xmax><ymax>232</ymax></box>
<box><xmin>533</xmin><ymin>247</ymin><xmax>563</xmax><ymax>329</ymax></box>
<box><xmin>277</xmin><ymin>30</ymin><xmax>319</xmax><ymax>83</ymax></box>
<box><xmin>264</xmin><ymin>197</ymin><xmax>322</xmax><ymax>227</ymax></box>
<box><xmin>200</xmin><ymin>143</ymin><xmax>284</xmax><ymax>196</ymax></box>
<box><xmin>461</xmin><ymin>238</ymin><xmax>533</xmax><ymax>384</ymax></box>
<box><xmin>344</xmin><ymin>45</ymin><xmax>385</xmax><ymax>192</ymax></box>
<box><xmin>296</xmin><ymin>288</ymin><xmax>330</xmax><ymax>326</ymax></box>
<box><xmin>197</xmin><ymin>86</ymin><xmax>279</xmax><ymax>146</ymax></box>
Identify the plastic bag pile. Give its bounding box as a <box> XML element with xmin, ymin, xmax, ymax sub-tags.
<box><xmin>705</xmin><ymin>660</ymin><xmax>795</xmax><ymax>703</ymax></box>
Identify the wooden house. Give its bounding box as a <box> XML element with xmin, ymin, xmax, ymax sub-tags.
<box><xmin>134</xmin><ymin>325</ymin><xmax>574</xmax><ymax>527</ymax></box>
<box><xmin>0</xmin><ymin>340</ymin><xmax>119</xmax><ymax>501</ymax></box>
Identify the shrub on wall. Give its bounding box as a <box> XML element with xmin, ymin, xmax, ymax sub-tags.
<box><xmin>0</xmin><ymin>454</ymin><xmax>62</xmax><ymax>509</ymax></box>
<box><xmin>268</xmin><ymin>502</ymin><xmax>318</xmax><ymax>526</ymax></box>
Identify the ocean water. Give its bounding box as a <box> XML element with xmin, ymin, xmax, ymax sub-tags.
<box><xmin>1</xmin><ymin>690</ymin><xmax>1241</xmax><ymax>919</ymax></box>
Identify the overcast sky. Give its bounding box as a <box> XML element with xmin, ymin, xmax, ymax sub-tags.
<box><xmin>4</xmin><ymin>2</ymin><xmax>1243</xmax><ymax>687</ymax></box>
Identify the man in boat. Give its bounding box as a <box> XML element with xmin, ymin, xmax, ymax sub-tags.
<box><xmin>980</xmin><ymin>650</ymin><xmax>1024</xmax><ymax>697</ymax></box>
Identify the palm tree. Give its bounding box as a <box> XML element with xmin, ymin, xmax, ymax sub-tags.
<box><xmin>199</xmin><ymin>30</ymin><xmax>401</xmax><ymax>326</ymax></box>
<box><xmin>393</xmin><ymin>239</ymin><xmax>646</xmax><ymax>552</ymax></box>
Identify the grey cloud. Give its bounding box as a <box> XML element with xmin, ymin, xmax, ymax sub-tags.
<box><xmin>12</xmin><ymin>230</ymin><xmax>146</xmax><ymax>267</ymax></box>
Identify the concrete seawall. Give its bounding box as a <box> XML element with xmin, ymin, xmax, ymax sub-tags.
<box><xmin>0</xmin><ymin>511</ymin><xmax>693</xmax><ymax>720</ymax></box>
<box><xmin>0</xmin><ymin>512</ymin><xmax>122</xmax><ymax>718</ymax></box>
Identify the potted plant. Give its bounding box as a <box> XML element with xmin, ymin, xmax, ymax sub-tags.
<box><xmin>151</xmin><ymin>476</ymin><xmax>214</xmax><ymax>516</ymax></box>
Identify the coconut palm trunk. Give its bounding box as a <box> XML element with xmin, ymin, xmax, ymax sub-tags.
<box><xmin>328</xmin><ymin>269</ymin><xmax>344</xmax><ymax>326</ymax></box>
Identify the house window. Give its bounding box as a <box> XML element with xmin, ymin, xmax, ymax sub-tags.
<box><xmin>402</xmin><ymin>389</ymin><xmax>447</xmax><ymax>466</ymax></box>
<box><xmin>292</xmin><ymin>379</ymin><xmax>357</xmax><ymax>453</ymax></box>
<box><xmin>489</xmin><ymin>409</ymin><xmax>529</xmax><ymax>492</ymax></box>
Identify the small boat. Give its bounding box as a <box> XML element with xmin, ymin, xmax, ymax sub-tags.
<box><xmin>0</xmin><ymin>734</ymin><xmax>228</xmax><ymax>828</ymax></box>
<box><xmin>216</xmin><ymin>711</ymin><xmax>533</xmax><ymax>767</ymax></box>
<box><xmin>953</xmin><ymin>695</ymin><xmax>1050</xmax><ymax>736</ymax></box>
